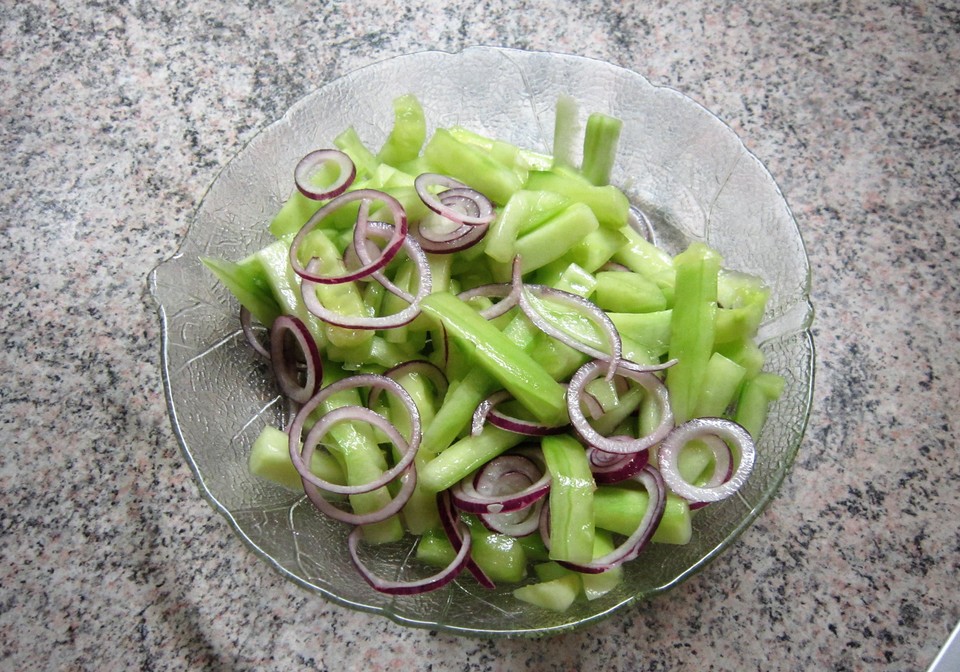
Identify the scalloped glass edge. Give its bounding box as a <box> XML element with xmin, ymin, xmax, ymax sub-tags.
<box><xmin>147</xmin><ymin>46</ymin><xmax>814</xmax><ymax>638</ymax></box>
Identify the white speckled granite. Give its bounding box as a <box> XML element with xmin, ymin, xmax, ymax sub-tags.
<box><xmin>2</xmin><ymin>1</ymin><xmax>958</xmax><ymax>670</ymax></box>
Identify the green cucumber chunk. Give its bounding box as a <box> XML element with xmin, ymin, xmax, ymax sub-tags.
<box><xmin>200</xmin><ymin>254</ymin><xmax>281</xmax><ymax>327</ymax></box>
<box><xmin>419</xmin><ymin>292</ymin><xmax>568</xmax><ymax>426</ymax></box>
<box><xmin>542</xmin><ymin>434</ymin><xmax>596</xmax><ymax>565</ymax></box>
<box><xmin>593</xmin><ymin>486</ymin><xmax>693</xmax><ymax>546</ymax></box>
<box><xmin>513</xmin><ymin>573</ymin><xmax>582</xmax><ymax>612</ymax></box>
<box><xmin>666</xmin><ymin>242</ymin><xmax>721</xmax><ymax>423</ymax></box>
<box><xmin>377</xmin><ymin>93</ymin><xmax>427</xmax><ymax>167</ymax></box>
<box><xmin>248</xmin><ymin>425</ymin><xmax>345</xmax><ymax>490</ymax></box>
<box><xmin>581</xmin><ymin>112</ymin><xmax>623</xmax><ymax>187</ymax></box>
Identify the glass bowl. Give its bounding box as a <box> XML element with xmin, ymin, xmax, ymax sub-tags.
<box><xmin>148</xmin><ymin>46</ymin><xmax>814</xmax><ymax>637</ymax></box>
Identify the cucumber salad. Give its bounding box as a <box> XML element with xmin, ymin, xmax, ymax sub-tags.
<box><xmin>203</xmin><ymin>94</ymin><xmax>784</xmax><ymax>611</ymax></box>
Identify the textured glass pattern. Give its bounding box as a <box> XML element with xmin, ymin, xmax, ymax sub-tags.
<box><xmin>148</xmin><ymin>47</ymin><xmax>814</xmax><ymax>637</ymax></box>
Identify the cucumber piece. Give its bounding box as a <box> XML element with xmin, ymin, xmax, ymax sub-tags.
<box><xmin>514</xmin><ymin>202</ymin><xmax>600</xmax><ymax>274</ymax></box>
<box><xmin>551</xmin><ymin>93</ymin><xmax>580</xmax><ymax>170</ymax></box>
<box><xmin>248</xmin><ymin>425</ymin><xmax>345</xmax><ymax>491</ymax></box>
<box><xmin>513</xmin><ymin>573</ymin><xmax>582</xmax><ymax>611</ymax></box>
<box><xmin>611</xmin><ymin>224</ymin><xmax>676</xmax><ymax>303</ymax></box>
<box><xmin>485</xmin><ymin>189</ymin><xmax>571</xmax><ymax>264</ymax></box>
<box><xmin>315</xmin><ymin>367</ymin><xmax>404</xmax><ymax>544</ymax></box>
<box><xmin>334</xmin><ymin>125</ymin><xmax>379</xmax><ymax>178</ymax></box>
<box><xmin>295</xmin><ymin>229</ymin><xmax>374</xmax><ymax>349</ymax></box>
<box><xmin>581</xmin><ymin>112</ymin><xmax>623</xmax><ymax>187</ymax></box>
<box><xmin>666</xmin><ymin>242</ymin><xmax>721</xmax><ymax>423</ymax></box>
<box><xmin>694</xmin><ymin>352</ymin><xmax>748</xmax><ymax>418</ymax></box>
<box><xmin>734</xmin><ymin>371</ymin><xmax>786</xmax><ymax>439</ymax></box>
<box><xmin>420</xmin><ymin>292</ymin><xmax>568</xmax><ymax>426</ymax></box>
<box><xmin>423</xmin><ymin>128</ymin><xmax>524</xmax><ymax>205</ymax></box>
<box><xmin>200</xmin><ymin>254</ymin><xmax>281</xmax><ymax>327</ymax></box>
<box><xmin>534</xmin><ymin>561</ymin><xmax>574</xmax><ymax>582</ymax></box>
<box><xmin>524</xmin><ymin>168</ymin><xmax>629</xmax><ymax>229</ymax></box>
<box><xmin>418</xmin><ymin>425</ymin><xmax>525</xmax><ymax>493</ymax></box>
<box><xmin>607</xmin><ymin>310</ymin><xmax>673</xmax><ymax>356</ymax></box>
<box><xmin>250</xmin><ymin>238</ymin><xmax>327</xmax><ymax>346</ymax></box>
<box><xmin>558</xmin><ymin>226</ymin><xmax>627</xmax><ymax>274</ymax></box>
<box><xmin>517</xmin><ymin>533</ymin><xmax>551</xmax><ymax>563</ymax></box>
<box><xmin>377</xmin><ymin>93</ymin><xmax>427</xmax><ymax>167</ymax></box>
<box><xmin>580</xmin><ymin>530</ymin><xmax>623</xmax><ymax>600</ymax></box>
<box><xmin>464</xmin><ymin>517</ymin><xmax>528</xmax><ymax>583</ymax></box>
<box><xmin>594</xmin><ymin>270</ymin><xmax>668</xmax><ymax>313</ymax></box>
<box><xmin>415</xmin><ymin>527</ymin><xmax>456</xmax><ymax>567</ymax></box>
<box><xmin>542</xmin><ymin>434</ymin><xmax>596</xmax><ymax>565</ymax></box>
<box><xmin>593</xmin><ymin>486</ymin><xmax>692</xmax><ymax>545</ymax></box>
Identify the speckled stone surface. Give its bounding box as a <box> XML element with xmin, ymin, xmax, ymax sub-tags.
<box><xmin>2</xmin><ymin>1</ymin><xmax>958</xmax><ymax>670</ymax></box>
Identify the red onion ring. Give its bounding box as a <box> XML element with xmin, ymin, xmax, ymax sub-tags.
<box><xmin>437</xmin><ymin>491</ymin><xmax>495</xmax><ymax>589</ymax></box>
<box><xmin>566</xmin><ymin>359</ymin><xmax>674</xmax><ymax>455</ymax></box>
<box><xmin>289</xmin><ymin>188</ymin><xmax>407</xmax><ymax>284</ymax></box>
<box><xmin>294</xmin><ymin>149</ymin><xmax>357</xmax><ymax>201</ymax></box>
<box><xmin>519</xmin><ymin>283</ymin><xmax>623</xmax><ymax>379</ymax></box>
<box><xmin>473</xmin><ymin>448</ymin><xmax>550</xmax><ymax>537</ymax></box>
<box><xmin>301</xmin><ymin>222</ymin><xmax>432</xmax><ymax>330</ymax></box>
<box><xmin>269</xmin><ymin>315</ymin><xmax>323</xmax><ymax>404</ymax></box>
<box><xmin>471</xmin><ymin>390</ymin><xmax>567</xmax><ymax>437</ymax></box>
<box><xmin>456</xmin><ymin>282</ymin><xmax>521</xmax><ymax>321</ymax></box>
<box><xmin>657</xmin><ymin>417</ymin><xmax>755</xmax><ymax>504</ymax></box>
<box><xmin>299</xmin><ymin>405</ymin><xmax>415</xmax><ymax>496</ymax></box>
<box><xmin>414</xmin><ymin>173</ymin><xmax>495</xmax><ymax>226</ymax></box>
<box><xmin>348</xmin><ymin>518</ymin><xmax>471</xmax><ymax>595</ymax></box>
<box><xmin>412</xmin><ymin>218</ymin><xmax>490</xmax><ymax>254</ymax></box>
<box><xmin>239</xmin><ymin>306</ymin><xmax>271</xmax><ymax>361</ymax></box>
<box><xmin>687</xmin><ymin>433</ymin><xmax>735</xmax><ymax>510</ymax></box>
<box><xmin>586</xmin><ymin>442</ymin><xmax>650</xmax><ymax>484</ymax></box>
<box><xmin>302</xmin><ymin>450</ymin><xmax>417</xmax><ymax>526</ymax></box>
<box><xmin>288</xmin><ymin>373</ymin><xmax>421</xmax><ymax>494</ymax></box>
<box><xmin>450</xmin><ymin>449</ymin><xmax>551</xmax><ymax>515</ymax></box>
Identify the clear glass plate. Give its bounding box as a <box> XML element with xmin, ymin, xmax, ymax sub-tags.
<box><xmin>148</xmin><ymin>46</ymin><xmax>814</xmax><ymax>637</ymax></box>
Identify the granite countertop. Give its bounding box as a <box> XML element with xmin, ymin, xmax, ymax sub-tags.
<box><xmin>3</xmin><ymin>1</ymin><xmax>958</xmax><ymax>670</ymax></box>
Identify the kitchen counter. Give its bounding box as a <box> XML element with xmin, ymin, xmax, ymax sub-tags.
<box><xmin>2</xmin><ymin>1</ymin><xmax>957</xmax><ymax>670</ymax></box>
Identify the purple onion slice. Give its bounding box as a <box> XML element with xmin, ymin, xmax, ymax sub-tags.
<box><xmin>657</xmin><ymin>417</ymin><xmax>755</xmax><ymax>504</ymax></box>
<box><xmin>294</xmin><ymin>148</ymin><xmax>357</xmax><ymax>201</ymax></box>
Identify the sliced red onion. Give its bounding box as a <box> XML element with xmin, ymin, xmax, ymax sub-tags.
<box><xmin>288</xmin><ymin>373</ymin><xmax>421</xmax><ymax>493</ymax></box>
<box><xmin>437</xmin><ymin>491</ymin><xmax>495</xmax><ymax>589</ymax></box>
<box><xmin>471</xmin><ymin>390</ymin><xmax>567</xmax><ymax>437</ymax></box>
<box><xmin>519</xmin><ymin>284</ymin><xmax>623</xmax><ymax>378</ymax></box>
<box><xmin>289</xmin><ymin>188</ymin><xmax>407</xmax><ymax>284</ymax></box>
<box><xmin>657</xmin><ymin>417</ymin><xmax>755</xmax><ymax>504</ymax></box>
<box><xmin>294</xmin><ymin>148</ymin><xmax>356</xmax><ymax>201</ymax></box>
<box><xmin>351</xmin><ymin>200</ymin><xmax>419</xmax><ymax>302</ymax></box>
<box><xmin>686</xmin><ymin>434</ymin><xmax>734</xmax><ymax>509</ymax></box>
<box><xmin>412</xmin><ymin>218</ymin><xmax>489</xmax><ymax>254</ymax></box>
<box><xmin>269</xmin><ymin>315</ymin><xmax>323</xmax><ymax>404</ymax></box>
<box><xmin>456</xmin><ymin>282</ymin><xmax>520</xmax><ymax>321</ymax></box>
<box><xmin>298</xmin><ymin>405</ymin><xmax>416</xmax><ymax>496</ymax></box>
<box><xmin>301</xmin><ymin>222</ymin><xmax>432</xmax><ymax>330</ymax></box>
<box><xmin>348</xmin><ymin>518</ymin><xmax>470</xmax><ymax>595</ymax></box>
<box><xmin>450</xmin><ymin>449</ymin><xmax>551</xmax><ymax>515</ymax></box>
<box><xmin>567</xmin><ymin>360</ymin><xmax>674</xmax><ymax>455</ymax></box>
<box><xmin>628</xmin><ymin>205</ymin><xmax>655</xmax><ymax>242</ymax></box>
<box><xmin>557</xmin><ymin>466</ymin><xmax>667</xmax><ymax>574</ymax></box>
<box><xmin>303</xmin><ymin>459</ymin><xmax>417</xmax><ymax>526</ymax></box>
<box><xmin>239</xmin><ymin>306</ymin><xmax>271</xmax><ymax>361</ymax></box>
<box><xmin>475</xmin><ymin>448</ymin><xmax>550</xmax><ymax>536</ymax></box>
<box><xmin>586</xmin><ymin>442</ymin><xmax>650</xmax><ymax>484</ymax></box>
<box><xmin>414</xmin><ymin>173</ymin><xmax>495</xmax><ymax>226</ymax></box>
